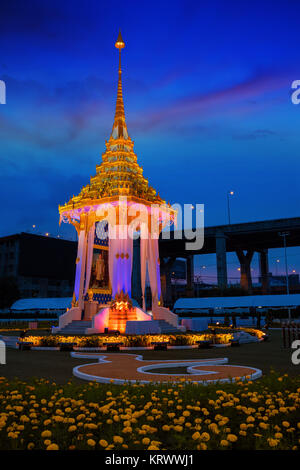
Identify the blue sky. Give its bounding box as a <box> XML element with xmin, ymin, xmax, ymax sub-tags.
<box><xmin>0</xmin><ymin>0</ymin><xmax>300</xmax><ymax>279</ymax></box>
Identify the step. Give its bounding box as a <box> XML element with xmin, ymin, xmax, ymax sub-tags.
<box><xmin>156</xmin><ymin>319</ymin><xmax>181</xmax><ymax>333</ymax></box>
<box><xmin>55</xmin><ymin>320</ymin><xmax>92</xmax><ymax>334</ymax></box>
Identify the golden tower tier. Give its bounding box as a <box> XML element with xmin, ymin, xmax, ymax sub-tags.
<box><xmin>59</xmin><ymin>30</ymin><xmax>167</xmax><ymax>215</ymax></box>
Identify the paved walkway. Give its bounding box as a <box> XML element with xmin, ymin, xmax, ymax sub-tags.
<box><xmin>72</xmin><ymin>353</ymin><xmax>261</xmax><ymax>384</ymax></box>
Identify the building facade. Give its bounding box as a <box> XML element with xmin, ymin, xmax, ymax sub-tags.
<box><xmin>0</xmin><ymin>233</ymin><xmax>77</xmax><ymax>299</ymax></box>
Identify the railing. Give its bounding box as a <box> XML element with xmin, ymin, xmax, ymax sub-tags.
<box><xmin>282</xmin><ymin>323</ymin><xmax>300</xmax><ymax>348</ymax></box>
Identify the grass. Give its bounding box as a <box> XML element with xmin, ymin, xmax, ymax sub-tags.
<box><xmin>0</xmin><ymin>331</ymin><xmax>298</xmax><ymax>383</ymax></box>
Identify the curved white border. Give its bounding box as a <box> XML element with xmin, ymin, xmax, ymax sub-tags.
<box><xmin>71</xmin><ymin>353</ymin><xmax>261</xmax><ymax>385</ymax></box>
<box><xmin>187</xmin><ymin>364</ymin><xmax>262</xmax><ymax>384</ymax></box>
<box><xmin>137</xmin><ymin>358</ymin><xmax>227</xmax><ymax>376</ymax></box>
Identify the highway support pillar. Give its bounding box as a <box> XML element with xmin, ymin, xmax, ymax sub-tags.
<box><xmin>259</xmin><ymin>248</ymin><xmax>269</xmax><ymax>294</ymax></box>
<box><xmin>186</xmin><ymin>255</ymin><xmax>194</xmax><ymax>297</ymax></box>
<box><xmin>236</xmin><ymin>249</ymin><xmax>254</xmax><ymax>294</ymax></box>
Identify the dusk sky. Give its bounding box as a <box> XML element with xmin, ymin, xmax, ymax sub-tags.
<box><xmin>1</xmin><ymin>0</ymin><xmax>300</xmax><ymax>281</ymax></box>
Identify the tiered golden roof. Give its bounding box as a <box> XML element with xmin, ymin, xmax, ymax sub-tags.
<box><xmin>59</xmin><ymin>31</ymin><xmax>164</xmax><ymax>214</ymax></box>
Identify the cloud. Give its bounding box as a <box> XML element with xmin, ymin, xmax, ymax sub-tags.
<box><xmin>232</xmin><ymin>129</ymin><xmax>279</xmax><ymax>141</ymax></box>
<box><xmin>129</xmin><ymin>70</ymin><xmax>290</xmax><ymax>132</ymax></box>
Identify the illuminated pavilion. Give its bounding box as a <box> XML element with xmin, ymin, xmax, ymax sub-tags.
<box><xmin>56</xmin><ymin>32</ymin><xmax>180</xmax><ymax>334</ymax></box>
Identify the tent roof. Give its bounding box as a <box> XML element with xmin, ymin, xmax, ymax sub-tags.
<box><xmin>174</xmin><ymin>294</ymin><xmax>300</xmax><ymax>310</ymax></box>
<box><xmin>11</xmin><ymin>297</ymin><xmax>72</xmax><ymax>311</ymax></box>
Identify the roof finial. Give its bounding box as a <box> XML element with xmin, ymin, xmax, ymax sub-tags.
<box><xmin>112</xmin><ymin>30</ymin><xmax>127</xmax><ymax>139</ymax></box>
<box><xmin>115</xmin><ymin>30</ymin><xmax>125</xmax><ymax>75</ymax></box>
<box><xmin>115</xmin><ymin>30</ymin><xmax>125</xmax><ymax>50</ymax></box>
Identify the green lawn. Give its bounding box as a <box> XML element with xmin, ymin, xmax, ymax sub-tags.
<box><xmin>0</xmin><ymin>330</ymin><xmax>298</xmax><ymax>383</ymax></box>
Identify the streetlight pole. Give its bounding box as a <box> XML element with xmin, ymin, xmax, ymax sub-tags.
<box><xmin>227</xmin><ymin>191</ymin><xmax>234</xmax><ymax>225</ymax></box>
<box><xmin>279</xmin><ymin>231</ymin><xmax>291</xmax><ymax>323</ymax></box>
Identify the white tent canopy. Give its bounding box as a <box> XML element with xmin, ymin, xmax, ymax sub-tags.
<box><xmin>11</xmin><ymin>298</ymin><xmax>72</xmax><ymax>311</ymax></box>
<box><xmin>174</xmin><ymin>294</ymin><xmax>300</xmax><ymax>311</ymax></box>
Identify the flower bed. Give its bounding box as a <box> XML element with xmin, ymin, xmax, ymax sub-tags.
<box><xmin>18</xmin><ymin>333</ymin><xmax>233</xmax><ymax>348</ymax></box>
<box><xmin>208</xmin><ymin>325</ymin><xmax>265</xmax><ymax>340</ymax></box>
<box><xmin>0</xmin><ymin>372</ymin><xmax>299</xmax><ymax>450</ymax></box>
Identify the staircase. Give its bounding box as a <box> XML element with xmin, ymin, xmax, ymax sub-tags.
<box><xmin>156</xmin><ymin>320</ymin><xmax>183</xmax><ymax>334</ymax></box>
<box><xmin>55</xmin><ymin>318</ymin><xmax>182</xmax><ymax>336</ymax></box>
<box><xmin>55</xmin><ymin>320</ymin><xmax>92</xmax><ymax>335</ymax></box>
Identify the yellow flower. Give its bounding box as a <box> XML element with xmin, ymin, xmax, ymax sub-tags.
<box><xmin>220</xmin><ymin>440</ymin><xmax>229</xmax><ymax>447</ymax></box>
<box><xmin>197</xmin><ymin>443</ymin><xmax>207</xmax><ymax>450</ymax></box>
<box><xmin>162</xmin><ymin>425</ymin><xmax>170</xmax><ymax>431</ymax></box>
<box><xmin>113</xmin><ymin>436</ymin><xmax>124</xmax><ymax>444</ymax></box>
<box><xmin>122</xmin><ymin>426</ymin><xmax>132</xmax><ymax>434</ymax></box>
<box><xmin>41</xmin><ymin>430</ymin><xmax>52</xmax><ymax>438</ymax></box>
<box><xmin>20</xmin><ymin>415</ymin><xmax>30</xmax><ymax>423</ymax></box>
<box><xmin>275</xmin><ymin>433</ymin><xmax>283</xmax><ymax>439</ymax></box>
<box><xmin>192</xmin><ymin>432</ymin><xmax>200</xmax><ymax>441</ymax></box>
<box><xmin>282</xmin><ymin>421</ymin><xmax>290</xmax><ymax>428</ymax></box>
<box><xmin>99</xmin><ymin>439</ymin><xmax>108</xmax><ymax>448</ymax></box>
<box><xmin>27</xmin><ymin>443</ymin><xmax>35</xmax><ymax>450</ymax></box>
<box><xmin>142</xmin><ymin>438</ymin><xmax>150</xmax><ymax>445</ymax></box>
<box><xmin>46</xmin><ymin>443</ymin><xmax>59</xmax><ymax>451</ymax></box>
<box><xmin>44</xmin><ymin>439</ymin><xmax>51</xmax><ymax>446</ymax></box>
<box><xmin>87</xmin><ymin>439</ymin><xmax>96</xmax><ymax>447</ymax></box>
<box><xmin>68</xmin><ymin>425</ymin><xmax>77</xmax><ymax>432</ymax></box>
<box><xmin>240</xmin><ymin>423</ymin><xmax>247</xmax><ymax>430</ymax></box>
<box><xmin>200</xmin><ymin>432</ymin><xmax>210</xmax><ymax>442</ymax></box>
<box><xmin>172</xmin><ymin>424</ymin><xmax>181</xmax><ymax>432</ymax></box>
<box><xmin>246</xmin><ymin>416</ymin><xmax>255</xmax><ymax>423</ymax></box>
<box><xmin>227</xmin><ymin>434</ymin><xmax>238</xmax><ymax>443</ymax></box>
<box><xmin>268</xmin><ymin>438</ymin><xmax>279</xmax><ymax>447</ymax></box>
<box><xmin>259</xmin><ymin>422</ymin><xmax>268</xmax><ymax>430</ymax></box>
<box><xmin>239</xmin><ymin>431</ymin><xmax>247</xmax><ymax>436</ymax></box>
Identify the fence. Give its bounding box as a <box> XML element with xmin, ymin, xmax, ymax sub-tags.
<box><xmin>282</xmin><ymin>323</ymin><xmax>300</xmax><ymax>348</ymax></box>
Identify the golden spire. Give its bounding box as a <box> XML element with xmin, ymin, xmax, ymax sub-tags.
<box><xmin>59</xmin><ymin>30</ymin><xmax>169</xmax><ymax>213</ymax></box>
<box><xmin>113</xmin><ymin>30</ymin><xmax>127</xmax><ymax>138</ymax></box>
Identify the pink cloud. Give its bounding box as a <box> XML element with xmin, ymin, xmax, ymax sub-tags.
<box><xmin>129</xmin><ymin>71</ymin><xmax>290</xmax><ymax>131</ymax></box>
